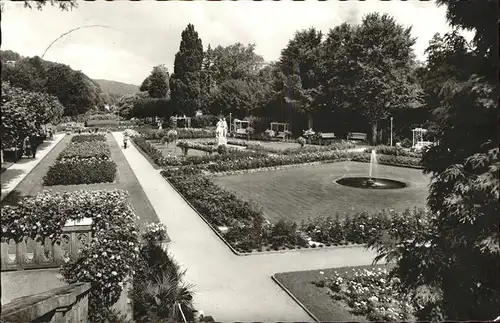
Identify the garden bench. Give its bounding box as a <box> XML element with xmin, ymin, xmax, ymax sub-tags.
<box><xmin>235</xmin><ymin>128</ymin><xmax>247</xmax><ymax>138</ymax></box>
<box><xmin>318</xmin><ymin>133</ymin><xmax>336</xmax><ymax>145</ymax></box>
<box><xmin>347</xmin><ymin>132</ymin><xmax>368</xmax><ymax>141</ymax></box>
<box><xmin>276</xmin><ymin>132</ymin><xmax>288</xmax><ymax>140</ymax></box>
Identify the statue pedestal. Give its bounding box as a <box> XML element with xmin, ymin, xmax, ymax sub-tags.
<box><xmin>217</xmin><ymin>137</ymin><xmax>227</xmax><ymax>146</ymax></box>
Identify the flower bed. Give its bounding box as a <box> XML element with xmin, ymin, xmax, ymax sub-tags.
<box><xmin>57</xmin><ymin>141</ymin><xmax>111</xmax><ymax>160</ymax></box>
<box><xmin>1</xmin><ymin>190</ymin><xmax>140</xmax><ymax>322</ymax></box>
<box><xmin>281</xmin><ymin>142</ymin><xmax>356</xmax><ymax>155</ymax></box>
<box><xmin>300</xmin><ymin>208</ymin><xmax>431</xmax><ymax>246</ymax></box>
<box><xmin>140</xmin><ymin>128</ymin><xmax>215</xmax><ymax>140</ymax></box>
<box><xmin>44</xmin><ymin>157</ymin><xmax>117</xmax><ymax>185</ymax></box>
<box><xmin>314</xmin><ymin>266</ymin><xmax>415</xmax><ymax>321</ymax></box>
<box><xmin>366</xmin><ymin>145</ymin><xmax>422</xmax><ymax>158</ymax></box>
<box><xmin>177</xmin><ymin>140</ymin><xmax>218</xmax><ymax>154</ymax></box>
<box><xmin>44</xmin><ymin>134</ymin><xmax>117</xmax><ymax>185</ymax></box>
<box><xmin>71</xmin><ymin>133</ymin><xmax>107</xmax><ymax>143</ymax></box>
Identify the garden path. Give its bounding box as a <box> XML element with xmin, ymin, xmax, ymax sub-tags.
<box><xmin>113</xmin><ymin>132</ymin><xmax>378</xmax><ymax>322</ymax></box>
<box><xmin>1</xmin><ymin>134</ymin><xmax>64</xmax><ymax>202</ymax></box>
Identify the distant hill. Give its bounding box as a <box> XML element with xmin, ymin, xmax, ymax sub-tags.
<box><xmin>93</xmin><ymin>79</ymin><xmax>140</xmax><ymax>97</ymax></box>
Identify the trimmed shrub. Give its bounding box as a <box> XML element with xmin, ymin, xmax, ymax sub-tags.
<box><xmin>44</xmin><ymin>157</ymin><xmax>117</xmax><ymax>185</ymax></box>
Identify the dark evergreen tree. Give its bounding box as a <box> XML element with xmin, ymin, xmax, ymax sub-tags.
<box><xmin>170</xmin><ymin>24</ymin><xmax>204</xmax><ymax>116</ymax></box>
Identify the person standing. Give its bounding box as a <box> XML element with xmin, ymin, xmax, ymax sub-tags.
<box><xmin>29</xmin><ymin>134</ymin><xmax>38</xmax><ymax>158</ymax></box>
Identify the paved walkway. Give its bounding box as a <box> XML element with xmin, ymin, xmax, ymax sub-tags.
<box><xmin>1</xmin><ymin>134</ymin><xmax>64</xmax><ymax>202</ymax></box>
<box><xmin>114</xmin><ymin>132</ymin><xmax>377</xmax><ymax>321</ymax></box>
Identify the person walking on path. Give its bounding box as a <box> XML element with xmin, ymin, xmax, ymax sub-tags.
<box><xmin>123</xmin><ymin>134</ymin><xmax>128</xmax><ymax>149</ymax></box>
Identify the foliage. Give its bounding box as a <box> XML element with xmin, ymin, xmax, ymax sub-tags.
<box><xmin>1</xmin><ymin>189</ymin><xmax>139</xmax><ymax>322</ymax></box>
<box><xmin>140</xmin><ymin>65</ymin><xmax>170</xmax><ymax>99</ymax></box>
<box><xmin>317</xmin><ymin>267</ymin><xmax>414</xmax><ymax>321</ymax></box>
<box><xmin>57</xmin><ymin>141</ymin><xmax>110</xmax><ymax>160</ymax></box>
<box><xmin>44</xmin><ymin>157</ymin><xmax>117</xmax><ymax>185</ymax></box>
<box><xmin>368</xmin><ymin>1</ymin><xmax>500</xmax><ymax>320</ymax></box>
<box><xmin>326</xmin><ymin>13</ymin><xmax>422</xmax><ymax>145</ymax></box>
<box><xmin>170</xmin><ymin>24</ymin><xmax>204</xmax><ymax>116</ymax></box>
<box><xmin>142</xmin><ymin>222</ymin><xmax>168</xmax><ymax>244</ymax></box>
<box><xmin>131</xmin><ymin>241</ymin><xmax>195</xmax><ymax>322</ymax></box>
<box><xmin>1</xmin><ymin>54</ymin><xmax>103</xmax><ymax>116</ymax></box>
<box><xmin>177</xmin><ymin>140</ymin><xmax>217</xmax><ymax>154</ymax></box>
<box><xmin>1</xmin><ymin>83</ymin><xmax>64</xmax><ymax>148</ymax></box>
<box><xmin>71</xmin><ymin>133</ymin><xmax>107</xmax><ymax>143</ymax></box>
<box><xmin>20</xmin><ymin>0</ymin><xmax>78</xmax><ymax>11</ymax></box>
<box><xmin>132</xmin><ymin>98</ymin><xmax>173</xmax><ymax>118</ymax></box>
<box><xmin>366</xmin><ymin>145</ymin><xmax>421</xmax><ymax>158</ymax></box>
<box><xmin>217</xmin><ymin>144</ymin><xmax>228</xmax><ymax>155</ymax></box>
<box><xmin>297</xmin><ymin>136</ymin><xmax>306</xmax><ymax>147</ymax></box>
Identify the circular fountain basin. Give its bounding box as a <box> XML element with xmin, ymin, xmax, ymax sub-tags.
<box><xmin>336</xmin><ymin>177</ymin><xmax>407</xmax><ymax>189</ymax></box>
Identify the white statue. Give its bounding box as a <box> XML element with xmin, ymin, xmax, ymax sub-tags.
<box><xmin>216</xmin><ymin>118</ymin><xmax>227</xmax><ymax>146</ymax></box>
<box><xmin>222</xmin><ymin>118</ymin><xmax>228</xmax><ymax>137</ymax></box>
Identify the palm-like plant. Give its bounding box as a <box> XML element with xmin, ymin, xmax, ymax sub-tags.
<box><xmin>131</xmin><ymin>242</ymin><xmax>196</xmax><ymax>322</ymax></box>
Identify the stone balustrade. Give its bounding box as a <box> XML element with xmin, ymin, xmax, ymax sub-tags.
<box><xmin>1</xmin><ymin>219</ymin><xmax>92</xmax><ymax>271</ymax></box>
<box><xmin>1</xmin><ymin>282</ymin><xmax>91</xmax><ymax>323</ymax></box>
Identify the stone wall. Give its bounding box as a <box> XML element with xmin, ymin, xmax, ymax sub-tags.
<box><xmin>1</xmin><ymin>282</ymin><xmax>91</xmax><ymax>323</ymax></box>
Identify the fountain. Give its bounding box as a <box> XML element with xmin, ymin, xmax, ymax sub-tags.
<box><xmin>335</xmin><ymin>149</ymin><xmax>407</xmax><ymax>189</ymax></box>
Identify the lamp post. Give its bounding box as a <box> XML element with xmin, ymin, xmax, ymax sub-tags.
<box><xmin>390</xmin><ymin>117</ymin><xmax>394</xmax><ymax>146</ymax></box>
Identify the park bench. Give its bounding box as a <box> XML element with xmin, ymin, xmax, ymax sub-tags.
<box><xmin>347</xmin><ymin>132</ymin><xmax>368</xmax><ymax>141</ymax></box>
<box><xmin>234</xmin><ymin>128</ymin><xmax>247</xmax><ymax>138</ymax></box>
<box><xmin>318</xmin><ymin>132</ymin><xmax>336</xmax><ymax>145</ymax></box>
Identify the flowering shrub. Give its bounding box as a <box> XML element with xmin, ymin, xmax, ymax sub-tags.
<box><xmin>71</xmin><ymin>133</ymin><xmax>107</xmax><ymax>143</ymax></box>
<box><xmin>57</xmin><ymin>141</ymin><xmax>111</xmax><ymax>160</ymax></box>
<box><xmin>177</xmin><ymin>140</ymin><xmax>217</xmax><ymax>154</ymax></box>
<box><xmin>44</xmin><ymin>157</ymin><xmax>117</xmax><ymax>185</ymax></box>
<box><xmin>281</xmin><ymin>142</ymin><xmax>356</xmax><ymax>155</ymax></box>
<box><xmin>142</xmin><ymin>222</ymin><xmax>168</xmax><ymax>243</ymax></box>
<box><xmin>124</xmin><ymin>128</ymin><xmax>139</xmax><ymax>138</ymax></box>
<box><xmin>88</xmin><ymin>113</ymin><xmax>119</xmax><ymax>121</ymax></box>
<box><xmin>1</xmin><ymin>190</ymin><xmax>140</xmax><ymax>322</ymax></box>
<box><xmin>366</xmin><ymin>145</ymin><xmax>422</xmax><ymax>158</ymax></box>
<box><xmin>140</xmin><ymin>128</ymin><xmax>215</xmax><ymax>140</ymax></box>
<box><xmin>301</xmin><ymin>209</ymin><xmax>431</xmax><ymax>246</ymax></box>
<box><xmin>297</xmin><ymin>136</ymin><xmax>306</xmax><ymax>147</ymax></box>
<box><xmin>317</xmin><ymin>266</ymin><xmax>415</xmax><ymax>321</ymax></box>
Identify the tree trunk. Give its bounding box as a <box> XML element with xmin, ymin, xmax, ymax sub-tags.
<box><xmin>307</xmin><ymin>113</ymin><xmax>313</xmax><ymax>130</ymax></box>
<box><xmin>371</xmin><ymin>122</ymin><xmax>378</xmax><ymax>146</ymax></box>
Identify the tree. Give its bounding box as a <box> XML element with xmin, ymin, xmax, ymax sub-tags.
<box><xmin>210</xmin><ymin>43</ymin><xmax>264</xmax><ymax>85</ymax></box>
<box><xmin>369</xmin><ymin>1</ymin><xmax>499</xmax><ymax>320</ymax></box>
<box><xmin>199</xmin><ymin>44</ymin><xmax>216</xmax><ymax>112</ymax></box>
<box><xmin>170</xmin><ymin>24</ymin><xmax>204</xmax><ymax>116</ymax></box>
<box><xmin>140</xmin><ymin>65</ymin><xmax>170</xmax><ymax>98</ymax></box>
<box><xmin>278</xmin><ymin>28</ymin><xmax>324</xmax><ymax>129</ymax></box>
<box><xmin>209</xmin><ymin>79</ymin><xmax>267</xmax><ymax>118</ymax></box>
<box><xmin>116</xmin><ymin>92</ymin><xmax>149</xmax><ymax>119</ymax></box>
<box><xmin>335</xmin><ymin>13</ymin><xmax>422</xmax><ymax>145</ymax></box>
<box><xmin>1</xmin><ymin>83</ymin><xmax>64</xmax><ymax>149</ymax></box>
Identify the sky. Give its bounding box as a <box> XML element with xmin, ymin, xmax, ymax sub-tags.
<box><xmin>1</xmin><ymin>0</ymin><xmax>468</xmax><ymax>85</ymax></box>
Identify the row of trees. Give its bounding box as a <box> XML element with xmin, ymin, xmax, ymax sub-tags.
<box><xmin>1</xmin><ymin>50</ymin><xmax>104</xmax><ymax>116</ymax></box>
<box><xmin>128</xmin><ymin>14</ymin><xmax>429</xmax><ymax>144</ymax></box>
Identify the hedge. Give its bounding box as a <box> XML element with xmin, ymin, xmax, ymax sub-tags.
<box><xmin>366</xmin><ymin>145</ymin><xmax>422</xmax><ymax>158</ymax></box>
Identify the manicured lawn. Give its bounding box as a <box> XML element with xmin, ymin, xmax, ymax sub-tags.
<box><xmin>214</xmin><ymin>161</ymin><xmax>430</xmax><ymax>223</ymax></box>
<box><xmin>1</xmin><ymin>134</ymin><xmax>161</xmax><ymax>230</ymax></box>
<box><xmin>274</xmin><ymin>264</ymin><xmax>393</xmax><ymax>322</ymax></box>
